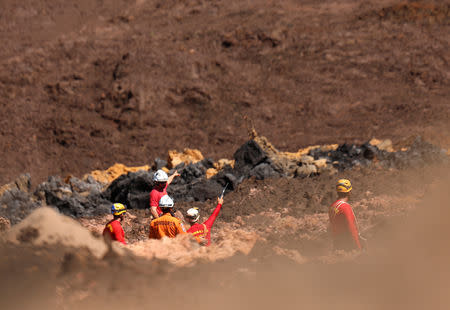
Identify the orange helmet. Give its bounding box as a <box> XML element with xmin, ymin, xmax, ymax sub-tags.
<box><xmin>336</xmin><ymin>179</ymin><xmax>352</xmax><ymax>193</ymax></box>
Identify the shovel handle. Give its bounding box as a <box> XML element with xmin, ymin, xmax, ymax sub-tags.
<box><xmin>220</xmin><ymin>183</ymin><xmax>229</xmax><ymax>199</ymax></box>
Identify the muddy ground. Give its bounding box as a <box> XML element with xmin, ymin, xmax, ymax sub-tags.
<box><xmin>1</xmin><ymin>164</ymin><xmax>449</xmax><ymax>310</ymax></box>
<box><xmin>0</xmin><ymin>0</ymin><xmax>449</xmax><ymax>185</ymax></box>
<box><xmin>0</xmin><ymin>0</ymin><xmax>449</xmax><ymax>309</ymax></box>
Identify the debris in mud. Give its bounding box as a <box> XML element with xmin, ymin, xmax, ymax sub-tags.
<box><xmin>0</xmin><ymin>135</ymin><xmax>447</xmax><ymax>220</ymax></box>
<box><xmin>34</xmin><ymin>176</ymin><xmax>111</xmax><ymax>217</ymax></box>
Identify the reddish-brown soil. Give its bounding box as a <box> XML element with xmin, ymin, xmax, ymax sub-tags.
<box><xmin>0</xmin><ymin>0</ymin><xmax>449</xmax><ymax>185</ymax></box>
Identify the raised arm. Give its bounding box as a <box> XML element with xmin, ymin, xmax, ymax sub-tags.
<box><xmin>203</xmin><ymin>197</ymin><xmax>224</xmax><ymax>229</ymax></box>
<box><xmin>167</xmin><ymin>170</ymin><xmax>180</xmax><ymax>186</ymax></box>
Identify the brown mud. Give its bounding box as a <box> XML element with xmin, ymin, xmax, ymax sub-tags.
<box><xmin>0</xmin><ymin>165</ymin><xmax>449</xmax><ymax>310</ymax></box>
<box><xmin>1</xmin><ymin>0</ymin><xmax>449</xmax><ymax>309</ymax></box>
<box><xmin>0</xmin><ymin>0</ymin><xmax>449</xmax><ymax>185</ymax></box>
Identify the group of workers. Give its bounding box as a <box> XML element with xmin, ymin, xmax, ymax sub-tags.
<box><xmin>103</xmin><ymin>169</ymin><xmax>224</xmax><ymax>247</ymax></box>
<box><xmin>103</xmin><ymin>169</ymin><xmax>363</xmax><ymax>251</ymax></box>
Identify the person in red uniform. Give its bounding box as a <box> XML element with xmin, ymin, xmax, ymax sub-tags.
<box><xmin>186</xmin><ymin>196</ymin><xmax>224</xmax><ymax>246</ymax></box>
<box><xmin>103</xmin><ymin>203</ymin><xmax>127</xmax><ymax>245</ymax></box>
<box><xmin>149</xmin><ymin>169</ymin><xmax>180</xmax><ymax>219</ymax></box>
<box><xmin>328</xmin><ymin>179</ymin><xmax>362</xmax><ymax>251</ymax></box>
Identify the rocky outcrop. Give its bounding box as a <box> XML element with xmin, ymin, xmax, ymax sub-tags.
<box><xmin>0</xmin><ymin>135</ymin><xmax>447</xmax><ymax>221</ymax></box>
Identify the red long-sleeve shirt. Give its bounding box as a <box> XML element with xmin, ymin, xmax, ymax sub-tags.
<box><xmin>103</xmin><ymin>219</ymin><xmax>126</xmax><ymax>245</ymax></box>
<box><xmin>328</xmin><ymin>199</ymin><xmax>361</xmax><ymax>251</ymax></box>
<box><xmin>149</xmin><ymin>184</ymin><xmax>168</xmax><ymax>216</ymax></box>
<box><xmin>187</xmin><ymin>203</ymin><xmax>222</xmax><ymax>246</ymax></box>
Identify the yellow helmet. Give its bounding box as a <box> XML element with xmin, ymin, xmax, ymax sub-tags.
<box><xmin>111</xmin><ymin>203</ymin><xmax>127</xmax><ymax>216</ymax></box>
<box><xmin>336</xmin><ymin>179</ymin><xmax>352</xmax><ymax>193</ymax></box>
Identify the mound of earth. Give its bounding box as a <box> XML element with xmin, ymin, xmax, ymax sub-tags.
<box><xmin>4</xmin><ymin>207</ymin><xmax>110</xmax><ymax>258</ymax></box>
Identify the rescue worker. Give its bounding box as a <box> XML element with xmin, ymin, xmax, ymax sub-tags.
<box><xmin>103</xmin><ymin>203</ymin><xmax>127</xmax><ymax>245</ymax></box>
<box><xmin>328</xmin><ymin>179</ymin><xmax>362</xmax><ymax>251</ymax></box>
<box><xmin>149</xmin><ymin>195</ymin><xmax>186</xmax><ymax>239</ymax></box>
<box><xmin>150</xmin><ymin>169</ymin><xmax>180</xmax><ymax>219</ymax></box>
<box><xmin>186</xmin><ymin>196</ymin><xmax>224</xmax><ymax>246</ymax></box>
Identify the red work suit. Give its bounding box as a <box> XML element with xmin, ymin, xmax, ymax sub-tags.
<box><xmin>149</xmin><ymin>183</ymin><xmax>168</xmax><ymax>216</ymax></box>
<box><xmin>103</xmin><ymin>219</ymin><xmax>126</xmax><ymax>245</ymax></box>
<box><xmin>328</xmin><ymin>199</ymin><xmax>361</xmax><ymax>251</ymax></box>
<box><xmin>187</xmin><ymin>203</ymin><xmax>222</xmax><ymax>246</ymax></box>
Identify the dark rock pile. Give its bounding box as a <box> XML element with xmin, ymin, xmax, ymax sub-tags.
<box><xmin>0</xmin><ymin>137</ymin><xmax>447</xmax><ymax>222</ymax></box>
<box><xmin>309</xmin><ymin>136</ymin><xmax>448</xmax><ymax>170</ymax></box>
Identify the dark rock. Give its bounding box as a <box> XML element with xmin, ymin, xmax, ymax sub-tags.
<box><xmin>199</xmin><ymin>158</ymin><xmax>215</xmax><ymax>169</ymax></box>
<box><xmin>30</xmin><ymin>175</ymin><xmax>112</xmax><ymax>217</ymax></box>
<box><xmin>233</xmin><ymin>140</ymin><xmax>268</xmax><ymax>175</ymax></box>
<box><xmin>167</xmin><ymin>183</ymin><xmax>191</xmax><ymax>202</ymax></box>
<box><xmin>212</xmin><ymin>168</ymin><xmax>240</xmax><ymax>192</ymax></box>
<box><xmin>189</xmin><ymin>180</ymin><xmax>223</xmax><ymax>201</ymax></box>
<box><xmin>250</xmin><ymin>163</ymin><xmax>279</xmax><ymax>180</ymax></box>
<box><xmin>0</xmin><ymin>189</ymin><xmax>40</xmax><ymax>225</ymax></box>
<box><xmin>174</xmin><ymin>162</ymin><xmax>186</xmax><ymax>170</ymax></box>
<box><xmin>103</xmin><ymin>170</ymin><xmax>153</xmax><ymax>209</ymax></box>
<box><xmin>68</xmin><ymin>176</ymin><xmax>103</xmax><ymax>195</ymax></box>
<box><xmin>362</xmin><ymin>143</ymin><xmax>378</xmax><ymax>160</ymax></box>
<box><xmin>180</xmin><ymin>162</ymin><xmax>206</xmax><ymax>183</ymax></box>
<box><xmin>153</xmin><ymin>157</ymin><xmax>168</xmax><ymax>170</ymax></box>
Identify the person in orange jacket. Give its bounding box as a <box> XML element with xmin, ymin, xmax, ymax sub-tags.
<box><xmin>103</xmin><ymin>203</ymin><xmax>127</xmax><ymax>245</ymax></box>
<box><xmin>149</xmin><ymin>195</ymin><xmax>186</xmax><ymax>239</ymax></box>
<box><xmin>186</xmin><ymin>196</ymin><xmax>224</xmax><ymax>246</ymax></box>
<box><xmin>328</xmin><ymin>179</ymin><xmax>362</xmax><ymax>251</ymax></box>
<box><xmin>149</xmin><ymin>169</ymin><xmax>180</xmax><ymax>219</ymax></box>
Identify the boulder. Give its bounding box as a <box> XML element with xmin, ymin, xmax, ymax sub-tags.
<box><xmin>103</xmin><ymin>170</ymin><xmax>153</xmax><ymax>209</ymax></box>
<box><xmin>250</xmin><ymin>163</ymin><xmax>280</xmax><ymax>180</ymax></box>
<box><xmin>206</xmin><ymin>168</ymin><xmax>218</xmax><ymax>179</ymax></box>
<box><xmin>370</xmin><ymin>138</ymin><xmax>394</xmax><ymax>152</ymax></box>
<box><xmin>153</xmin><ymin>157</ymin><xmax>168</xmax><ymax>171</ymax></box>
<box><xmin>189</xmin><ymin>180</ymin><xmax>223</xmax><ymax>201</ymax></box>
<box><xmin>301</xmin><ymin>155</ymin><xmax>315</xmax><ymax>164</ymax></box>
<box><xmin>35</xmin><ymin>176</ymin><xmax>111</xmax><ymax>217</ymax></box>
<box><xmin>67</xmin><ymin>176</ymin><xmax>103</xmax><ymax>195</ymax></box>
<box><xmin>214</xmin><ymin>159</ymin><xmax>235</xmax><ymax>170</ymax></box>
<box><xmin>295</xmin><ymin>164</ymin><xmax>317</xmax><ymax>177</ymax></box>
<box><xmin>86</xmin><ymin>163</ymin><xmax>150</xmax><ymax>184</ymax></box>
<box><xmin>0</xmin><ymin>189</ymin><xmax>40</xmax><ymax>225</ymax></box>
<box><xmin>168</xmin><ymin>148</ymin><xmax>204</xmax><ymax>168</ymax></box>
<box><xmin>313</xmin><ymin>158</ymin><xmax>327</xmax><ymax>169</ymax></box>
<box><xmin>212</xmin><ymin>163</ymin><xmax>242</xmax><ymax>190</ymax></box>
<box><xmin>0</xmin><ymin>173</ymin><xmax>31</xmax><ymax>197</ymax></box>
<box><xmin>233</xmin><ymin>140</ymin><xmax>268</xmax><ymax>175</ymax></box>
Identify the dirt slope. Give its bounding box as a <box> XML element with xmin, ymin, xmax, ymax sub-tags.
<box><xmin>0</xmin><ymin>0</ymin><xmax>449</xmax><ymax>185</ymax></box>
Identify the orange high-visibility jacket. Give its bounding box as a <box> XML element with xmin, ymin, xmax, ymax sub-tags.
<box><xmin>149</xmin><ymin>213</ymin><xmax>186</xmax><ymax>239</ymax></box>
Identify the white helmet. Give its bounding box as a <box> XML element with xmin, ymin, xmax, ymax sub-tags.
<box><xmin>159</xmin><ymin>195</ymin><xmax>174</xmax><ymax>208</ymax></box>
<box><xmin>153</xmin><ymin>169</ymin><xmax>168</xmax><ymax>182</ymax></box>
<box><xmin>186</xmin><ymin>207</ymin><xmax>200</xmax><ymax>222</ymax></box>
